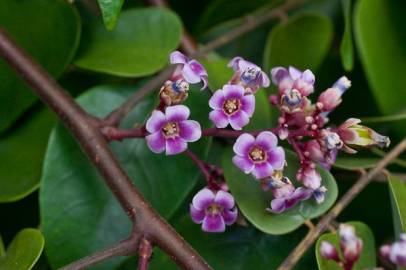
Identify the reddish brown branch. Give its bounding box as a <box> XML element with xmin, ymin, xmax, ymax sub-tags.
<box><xmin>277</xmin><ymin>138</ymin><xmax>406</xmax><ymax>270</ymax></box>
<box><xmin>0</xmin><ymin>28</ymin><xmax>211</xmax><ymax>270</ymax></box>
<box><xmin>138</xmin><ymin>237</ymin><xmax>153</xmax><ymax>270</ymax></box>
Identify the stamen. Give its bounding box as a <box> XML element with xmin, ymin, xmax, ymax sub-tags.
<box><xmin>222</xmin><ymin>99</ymin><xmax>240</xmax><ymax>115</ymax></box>
<box><xmin>162</xmin><ymin>122</ymin><xmax>179</xmax><ymax>138</ymax></box>
<box><xmin>249</xmin><ymin>146</ymin><xmax>267</xmax><ymax>162</ymax></box>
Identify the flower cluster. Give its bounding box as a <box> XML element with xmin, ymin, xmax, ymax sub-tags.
<box><xmin>143</xmin><ymin>51</ymin><xmax>390</xmax><ymax>233</ymax></box>
<box><xmin>320</xmin><ymin>224</ymin><xmax>363</xmax><ymax>270</ymax></box>
<box><xmin>380</xmin><ymin>233</ymin><xmax>406</xmax><ymax>267</ymax></box>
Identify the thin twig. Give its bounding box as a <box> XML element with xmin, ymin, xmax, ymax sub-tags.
<box><xmin>103</xmin><ymin>0</ymin><xmax>307</xmax><ymax>126</ymax></box>
<box><xmin>0</xmin><ymin>27</ymin><xmax>212</xmax><ymax>270</ymax></box>
<box><xmin>59</xmin><ymin>236</ymin><xmax>138</xmax><ymax>270</ymax></box>
<box><xmin>185</xmin><ymin>149</ymin><xmax>211</xmax><ymax>183</ymax></box>
<box><xmin>137</xmin><ymin>237</ymin><xmax>153</xmax><ymax>270</ymax></box>
<box><xmin>277</xmin><ymin>138</ymin><xmax>406</xmax><ymax>270</ymax></box>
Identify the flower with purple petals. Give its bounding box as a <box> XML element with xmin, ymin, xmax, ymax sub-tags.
<box><xmin>190</xmin><ymin>188</ymin><xmax>238</xmax><ymax>233</ymax></box>
<box><xmin>170</xmin><ymin>51</ymin><xmax>208</xmax><ymax>89</ymax></box>
<box><xmin>209</xmin><ymin>84</ymin><xmax>255</xmax><ymax>130</ymax></box>
<box><xmin>266</xmin><ymin>178</ymin><xmax>312</xmax><ymax>213</ymax></box>
<box><xmin>232</xmin><ymin>131</ymin><xmax>285</xmax><ymax>179</ymax></box>
<box><xmin>271</xmin><ymin>66</ymin><xmax>315</xmax><ymax>97</ymax></box>
<box><xmin>297</xmin><ymin>165</ymin><xmax>321</xmax><ymax>190</ymax></box>
<box><xmin>380</xmin><ymin>234</ymin><xmax>406</xmax><ymax>267</ymax></box>
<box><xmin>228</xmin><ymin>57</ymin><xmax>270</xmax><ymax>93</ymax></box>
<box><xmin>145</xmin><ymin>105</ymin><xmax>201</xmax><ymax>155</ymax></box>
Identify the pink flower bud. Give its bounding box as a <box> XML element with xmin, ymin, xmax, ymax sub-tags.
<box><xmin>318</xmin><ymin>87</ymin><xmax>342</xmax><ymax>112</ymax></box>
<box><xmin>320</xmin><ymin>241</ymin><xmax>340</xmax><ymax>262</ymax></box>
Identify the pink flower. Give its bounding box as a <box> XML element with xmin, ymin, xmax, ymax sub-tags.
<box><xmin>170</xmin><ymin>51</ymin><xmax>208</xmax><ymax>89</ymax></box>
<box><xmin>297</xmin><ymin>165</ymin><xmax>322</xmax><ymax>190</ymax></box>
<box><xmin>380</xmin><ymin>234</ymin><xmax>406</xmax><ymax>267</ymax></box>
<box><xmin>339</xmin><ymin>224</ymin><xmax>363</xmax><ymax>263</ymax></box>
<box><xmin>209</xmin><ymin>84</ymin><xmax>255</xmax><ymax>130</ymax></box>
<box><xmin>271</xmin><ymin>66</ymin><xmax>315</xmax><ymax>97</ymax></box>
<box><xmin>145</xmin><ymin>105</ymin><xmax>201</xmax><ymax>155</ymax></box>
<box><xmin>228</xmin><ymin>57</ymin><xmax>270</xmax><ymax>92</ymax></box>
<box><xmin>267</xmin><ymin>180</ymin><xmax>312</xmax><ymax>213</ymax></box>
<box><xmin>232</xmin><ymin>132</ymin><xmax>285</xmax><ymax>179</ymax></box>
<box><xmin>190</xmin><ymin>188</ymin><xmax>238</xmax><ymax>233</ymax></box>
<box><xmin>318</xmin><ymin>76</ymin><xmax>351</xmax><ymax>112</ymax></box>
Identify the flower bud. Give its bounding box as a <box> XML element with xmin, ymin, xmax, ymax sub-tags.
<box><xmin>318</xmin><ymin>87</ymin><xmax>342</xmax><ymax>112</ymax></box>
<box><xmin>313</xmin><ymin>186</ymin><xmax>327</xmax><ymax>204</ymax></box>
<box><xmin>389</xmin><ymin>240</ymin><xmax>406</xmax><ymax>266</ymax></box>
<box><xmin>320</xmin><ymin>241</ymin><xmax>340</xmax><ymax>262</ymax></box>
<box><xmin>339</xmin><ymin>224</ymin><xmax>363</xmax><ymax>263</ymax></box>
<box><xmin>159</xmin><ymin>80</ymin><xmax>189</xmax><ymax>106</ymax></box>
<box><xmin>298</xmin><ymin>166</ymin><xmax>321</xmax><ymax>189</ymax></box>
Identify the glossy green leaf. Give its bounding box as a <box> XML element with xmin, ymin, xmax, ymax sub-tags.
<box><xmin>75</xmin><ymin>8</ymin><xmax>182</xmax><ymax>77</ymax></box>
<box><xmin>354</xmin><ymin>0</ymin><xmax>406</xmax><ymax>133</ymax></box>
<box><xmin>315</xmin><ymin>221</ymin><xmax>376</xmax><ymax>270</ymax></box>
<box><xmin>119</xmin><ymin>215</ymin><xmax>314</xmax><ymax>270</ymax></box>
<box><xmin>361</xmin><ymin>112</ymin><xmax>406</xmax><ymax>124</ymax></box>
<box><xmin>222</xmin><ymin>150</ymin><xmax>338</xmax><ymax>235</ymax></box>
<box><xmin>40</xmin><ymin>85</ymin><xmax>211</xmax><ymax>270</ymax></box>
<box><xmin>263</xmin><ymin>13</ymin><xmax>333</xmax><ymax>71</ymax></box>
<box><xmin>0</xmin><ymin>0</ymin><xmax>81</xmax><ymax>132</ymax></box>
<box><xmin>333</xmin><ymin>157</ymin><xmax>379</xmax><ymax>170</ymax></box>
<box><xmin>0</xmin><ymin>109</ymin><xmax>55</xmax><ymax>202</ymax></box>
<box><xmin>97</xmin><ymin>0</ymin><xmax>125</xmax><ymax>31</ymax></box>
<box><xmin>389</xmin><ymin>174</ymin><xmax>406</xmax><ymax>233</ymax></box>
<box><xmin>0</xmin><ymin>229</ymin><xmax>44</xmax><ymax>270</ymax></box>
<box><xmin>0</xmin><ymin>235</ymin><xmax>4</xmax><ymax>259</ymax></box>
<box><xmin>340</xmin><ymin>0</ymin><xmax>354</xmax><ymax>71</ymax></box>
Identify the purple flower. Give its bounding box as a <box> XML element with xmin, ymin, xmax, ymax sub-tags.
<box><xmin>380</xmin><ymin>234</ymin><xmax>406</xmax><ymax>267</ymax></box>
<box><xmin>170</xmin><ymin>51</ymin><xmax>208</xmax><ymax>90</ymax></box>
<box><xmin>297</xmin><ymin>165</ymin><xmax>322</xmax><ymax>190</ymax></box>
<box><xmin>145</xmin><ymin>105</ymin><xmax>201</xmax><ymax>155</ymax></box>
<box><xmin>232</xmin><ymin>131</ymin><xmax>285</xmax><ymax>179</ymax></box>
<box><xmin>320</xmin><ymin>241</ymin><xmax>340</xmax><ymax>262</ymax></box>
<box><xmin>271</xmin><ymin>66</ymin><xmax>315</xmax><ymax>97</ymax></box>
<box><xmin>190</xmin><ymin>188</ymin><xmax>238</xmax><ymax>233</ymax></box>
<box><xmin>267</xmin><ymin>182</ymin><xmax>312</xmax><ymax>213</ymax></box>
<box><xmin>228</xmin><ymin>57</ymin><xmax>270</xmax><ymax>92</ymax></box>
<box><xmin>209</xmin><ymin>84</ymin><xmax>255</xmax><ymax>130</ymax></box>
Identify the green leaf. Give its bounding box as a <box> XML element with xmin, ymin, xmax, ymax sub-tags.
<box><xmin>75</xmin><ymin>8</ymin><xmax>182</xmax><ymax>77</ymax></box>
<box><xmin>138</xmin><ymin>215</ymin><xmax>314</xmax><ymax>270</ymax></box>
<box><xmin>97</xmin><ymin>0</ymin><xmax>125</xmax><ymax>31</ymax></box>
<box><xmin>354</xmin><ymin>0</ymin><xmax>406</xmax><ymax>134</ymax></box>
<box><xmin>0</xmin><ymin>229</ymin><xmax>44</xmax><ymax>270</ymax></box>
<box><xmin>0</xmin><ymin>109</ymin><xmax>55</xmax><ymax>202</ymax></box>
<box><xmin>0</xmin><ymin>235</ymin><xmax>4</xmax><ymax>259</ymax></box>
<box><xmin>263</xmin><ymin>13</ymin><xmax>333</xmax><ymax>71</ymax></box>
<box><xmin>200</xmin><ymin>58</ymin><xmax>233</xmax><ymax>91</ymax></box>
<box><xmin>315</xmin><ymin>221</ymin><xmax>376</xmax><ymax>270</ymax></box>
<box><xmin>333</xmin><ymin>157</ymin><xmax>379</xmax><ymax>170</ymax></box>
<box><xmin>40</xmin><ymin>85</ymin><xmax>211</xmax><ymax>270</ymax></box>
<box><xmin>222</xmin><ymin>150</ymin><xmax>338</xmax><ymax>235</ymax></box>
<box><xmin>340</xmin><ymin>0</ymin><xmax>354</xmax><ymax>71</ymax></box>
<box><xmin>0</xmin><ymin>0</ymin><xmax>81</xmax><ymax>133</ymax></box>
<box><xmin>388</xmin><ymin>174</ymin><xmax>406</xmax><ymax>233</ymax></box>
<box><xmin>360</xmin><ymin>112</ymin><xmax>406</xmax><ymax>124</ymax></box>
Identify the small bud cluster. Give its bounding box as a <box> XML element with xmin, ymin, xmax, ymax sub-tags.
<box><xmin>142</xmin><ymin>52</ymin><xmax>390</xmax><ymax>233</ymax></box>
<box><xmin>320</xmin><ymin>224</ymin><xmax>363</xmax><ymax>270</ymax></box>
<box><xmin>380</xmin><ymin>233</ymin><xmax>406</xmax><ymax>267</ymax></box>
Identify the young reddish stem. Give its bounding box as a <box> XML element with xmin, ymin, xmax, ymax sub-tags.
<box><xmin>138</xmin><ymin>237</ymin><xmax>153</xmax><ymax>270</ymax></box>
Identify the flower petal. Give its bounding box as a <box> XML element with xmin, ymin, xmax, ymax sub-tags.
<box><xmin>302</xmin><ymin>69</ymin><xmax>315</xmax><ymax>84</ymax></box>
<box><xmin>289</xmin><ymin>66</ymin><xmax>302</xmax><ymax>80</ymax></box>
<box><xmin>268</xmin><ymin>146</ymin><xmax>285</xmax><ymax>170</ymax></box>
<box><xmin>233</xmin><ymin>133</ymin><xmax>255</xmax><ymax>156</ymax></box>
<box><xmin>270</xmin><ymin>198</ymin><xmax>286</xmax><ymax>213</ymax></box>
<box><xmin>166</xmin><ymin>105</ymin><xmax>190</xmax><ymax>122</ymax></box>
<box><xmin>241</xmin><ymin>94</ymin><xmax>255</xmax><ymax>116</ymax></box>
<box><xmin>271</xmin><ymin>67</ymin><xmax>289</xmax><ymax>85</ymax></box>
<box><xmin>202</xmin><ymin>214</ymin><xmax>225</xmax><ymax>233</ymax></box>
<box><xmin>223</xmin><ymin>208</ymin><xmax>238</xmax><ymax>225</ymax></box>
<box><xmin>223</xmin><ymin>84</ymin><xmax>244</xmax><ymax>99</ymax></box>
<box><xmin>214</xmin><ymin>190</ymin><xmax>235</xmax><ymax>209</ymax></box>
<box><xmin>170</xmin><ymin>51</ymin><xmax>187</xmax><ymax>64</ymax></box>
<box><xmin>229</xmin><ymin>110</ymin><xmax>249</xmax><ymax>130</ymax></box>
<box><xmin>252</xmin><ymin>162</ymin><xmax>273</xmax><ymax>179</ymax></box>
<box><xmin>182</xmin><ymin>63</ymin><xmax>201</xmax><ymax>84</ymax></box>
<box><xmin>145</xmin><ymin>132</ymin><xmax>166</xmax><ymax>154</ymax></box>
<box><xmin>260</xmin><ymin>71</ymin><xmax>270</xmax><ymax>87</ymax></box>
<box><xmin>228</xmin><ymin>56</ymin><xmax>242</xmax><ymax>71</ymax></box>
<box><xmin>201</xmin><ymin>76</ymin><xmax>208</xmax><ymax>90</ymax></box>
<box><xmin>188</xmin><ymin>60</ymin><xmax>207</xmax><ymax>76</ymax></box>
<box><xmin>179</xmin><ymin>120</ymin><xmax>201</xmax><ymax>142</ymax></box>
<box><xmin>165</xmin><ymin>137</ymin><xmax>187</xmax><ymax>155</ymax></box>
<box><xmin>208</xmin><ymin>90</ymin><xmax>225</xmax><ymax>110</ymax></box>
<box><xmin>209</xmin><ymin>110</ymin><xmax>229</xmax><ymax>128</ymax></box>
<box><xmin>256</xmin><ymin>131</ymin><xmax>278</xmax><ymax>151</ymax></box>
<box><xmin>232</xmin><ymin>155</ymin><xmax>254</xmax><ymax>174</ymax></box>
<box><xmin>190</xmin><ymin>204</ymin><xmax>205</xmax><ymax>224</ymax></box>
<box><xmin>146</xmin><ymin>110</ymin><xmax>166</xmax><ymax>133</ymax></box>
<box><xmin>192</xmin><ymin>188</ymin><xmax>215</xmax><ymax>210</ymax></box>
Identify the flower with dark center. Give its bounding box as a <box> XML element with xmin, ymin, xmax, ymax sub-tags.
<box><xmin>271</xmin><ymin>66</ymin><xmax>315</xmax><ymax>97</ymax></box>
<box><xmin>232</xmin><ymin>131</ymin><xmax>285</xmax><ymax>179</ymax></box>
<box><xmin>209</xmin><ymin>84</ymin><xmax>255</xmax><ymax>130</ymax></box>
<box><xmin>145</xmin><ymin>105</ymin><xmax>201</xmax><ymax>155</ymax></box>
<box><xmin>228</xmin><ymin>57</ymin><xmax>270</xmax><ymax>92</ymax></box>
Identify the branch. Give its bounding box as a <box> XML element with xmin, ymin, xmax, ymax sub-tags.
<box><xmin>0</xmin><ymin>28</ymin><xmax>211</xmax><ymax>270</ymax></box>
<box><xmin>276</xmin><ymin>138</ymin><xmax>406</xmax><ymax>270</ymax></box>
<box><xmin>138</xmin><ymin>237</ymin><xmax>153</xmax><ymax>270</ymax></box>
<box><xmin>103</xmin><ymin>0</ymin><xmax>307</xmax><ymax>126</ymax></box>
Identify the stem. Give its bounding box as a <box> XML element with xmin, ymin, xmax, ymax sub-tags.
<box><xmin>185</xmin><ymin>150</ymin><xmax>211</xmax><ymax>183</ymax></box>
<box><xmin>0</xmin><ymin>28</ymin><xmax>212</xmax><ymax>270</ymax></box>
<box><xmin>277</xmin><ymin>138</ymin><xmax>406</xmax><ymax>270</ymax></box>
<box><xmin>103</xmin><ymin>0</ymin><xmax>307</xmax><ymax>126</ymax></box>
<box><xmin>137</xmin><ymin>237</ymin><xmax>153</xmax><ymax>270</ymax></box>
